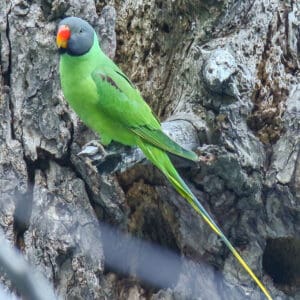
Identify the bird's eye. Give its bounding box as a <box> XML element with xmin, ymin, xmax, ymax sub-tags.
<box><xmin>79</xmin><ymin>28</ymin><xmax>83</xmax><ymax>33</ymax></box>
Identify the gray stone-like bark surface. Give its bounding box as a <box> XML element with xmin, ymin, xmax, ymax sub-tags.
<box><xmin>0</xmin><ymin>228</ymin><xmax>57</xmax><ymax>300</ymax></box>
<box><xmin>0</xmin><ymin>0</ymin><xmax>299</xmax><ymax>299</ymax></box>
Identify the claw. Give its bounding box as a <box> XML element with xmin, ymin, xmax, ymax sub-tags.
<box><xmin>77</xmin><ymin>140</ymin><xmax>107</xmax><ymax>157</ymax></box>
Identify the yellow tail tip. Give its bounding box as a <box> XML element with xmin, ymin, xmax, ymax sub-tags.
<box><xmin>231</xmin><ymin>248</ymin><xmax>272</xmax><ymax>300</ymax></box>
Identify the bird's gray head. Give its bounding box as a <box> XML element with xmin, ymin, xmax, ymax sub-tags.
<box><xmin>56</xmin><ymin>17</ymin><xmax>95</xmax><ymax>56</ymax></box>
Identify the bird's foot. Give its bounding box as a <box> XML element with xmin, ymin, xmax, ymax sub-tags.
<box><xmin>77</xmin><ymin>140</ymin><xmax>108</xmax><ymax>158</ymax></box>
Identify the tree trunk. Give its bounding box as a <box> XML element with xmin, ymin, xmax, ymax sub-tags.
<box><xmin>0</xmin><ymin>0</ymin><xmax>299</xmax><ymax>299</ymax></box>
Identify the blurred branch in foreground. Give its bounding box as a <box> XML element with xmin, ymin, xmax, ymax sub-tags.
<box><xmin>0</xmin><ymin>283</ymin><xmax>17</xmax><ymax>300</ymax></box>
<box><xmin>0</xmin><ymin>229</ymin><xmax>58</xmax><ymax>300</ymax></box>
<box><xmin>0</xmin><ymin>213</ymin><xmax>238</xmax><ymax>299</ymax></box>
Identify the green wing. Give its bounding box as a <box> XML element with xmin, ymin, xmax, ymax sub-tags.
<box><xmin>131</xmin><ymin>126</ymin><xmax>198</xmax><ymax>161</ymax></box>
<box><xmin>91</xmin><ymin>66</ymin><xmax>197</xmax><ymax>161</ymax></box>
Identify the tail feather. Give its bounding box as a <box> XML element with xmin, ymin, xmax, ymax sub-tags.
<box><xmin>138</xmin><ymin>141</ymin><xmax>272</xmax><ymax>300</ymax></box>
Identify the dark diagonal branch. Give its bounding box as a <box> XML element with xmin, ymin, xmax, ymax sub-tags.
<box><xmin>78</xmin><ymin>115</ymin><xmax>207</xmax><ymax>175</ymax></box>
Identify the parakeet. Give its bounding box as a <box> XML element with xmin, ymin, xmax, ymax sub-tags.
<box><xmin>56</xmin><ymin>17</ymin><xmax>272</xmax><ymax>300</ymax></box>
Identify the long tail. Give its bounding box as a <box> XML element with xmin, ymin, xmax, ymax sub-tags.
<box><xmin>138</xmin><ymin>142</ymin><xmax>272</xmax><ymax>300</ymax></box>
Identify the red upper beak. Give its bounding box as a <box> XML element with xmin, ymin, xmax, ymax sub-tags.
<box><xmin>56</xmin><ymin>25</ymin><xmax>71</xmax><ymax>49</ymax></box>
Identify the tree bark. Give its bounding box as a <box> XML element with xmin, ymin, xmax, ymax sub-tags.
<box><xmin>0</xmin><ymin>0</ymin><xmax>299</xmax><ymax>299</ymax></box>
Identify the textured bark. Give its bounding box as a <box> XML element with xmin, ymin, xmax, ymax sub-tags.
<box><xmin>0</xmin><ymin>0</ymin><xmax>300</xmax><ymax>299</ymax></box>
<box><xmin>0</xmin><ymin>228</ymin><xmax>57</xmax><ymax>300</ymax></box>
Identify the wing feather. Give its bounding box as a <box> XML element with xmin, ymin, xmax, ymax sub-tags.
<box><xmin>91</xmin><ymin>67</ymin><xmax>197</xmax><ymax>161</ymax></box>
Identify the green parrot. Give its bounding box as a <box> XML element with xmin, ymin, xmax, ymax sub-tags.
<box><xmin>56</xmin><ymin>17</ymin><xmax>272</xmax><ymax>299</ymax></box>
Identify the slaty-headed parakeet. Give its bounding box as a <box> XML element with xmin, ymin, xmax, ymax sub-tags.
<box><xmin>56</xmin><ymin>17</ymin><xmax>271</xmax><ymax>300</ymax></box>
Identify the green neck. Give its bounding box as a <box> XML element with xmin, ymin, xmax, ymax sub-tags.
<box><xmin>60</xmin><ymin>33</ymin><xmax>104</xmax><ymax>77</ymax></box>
